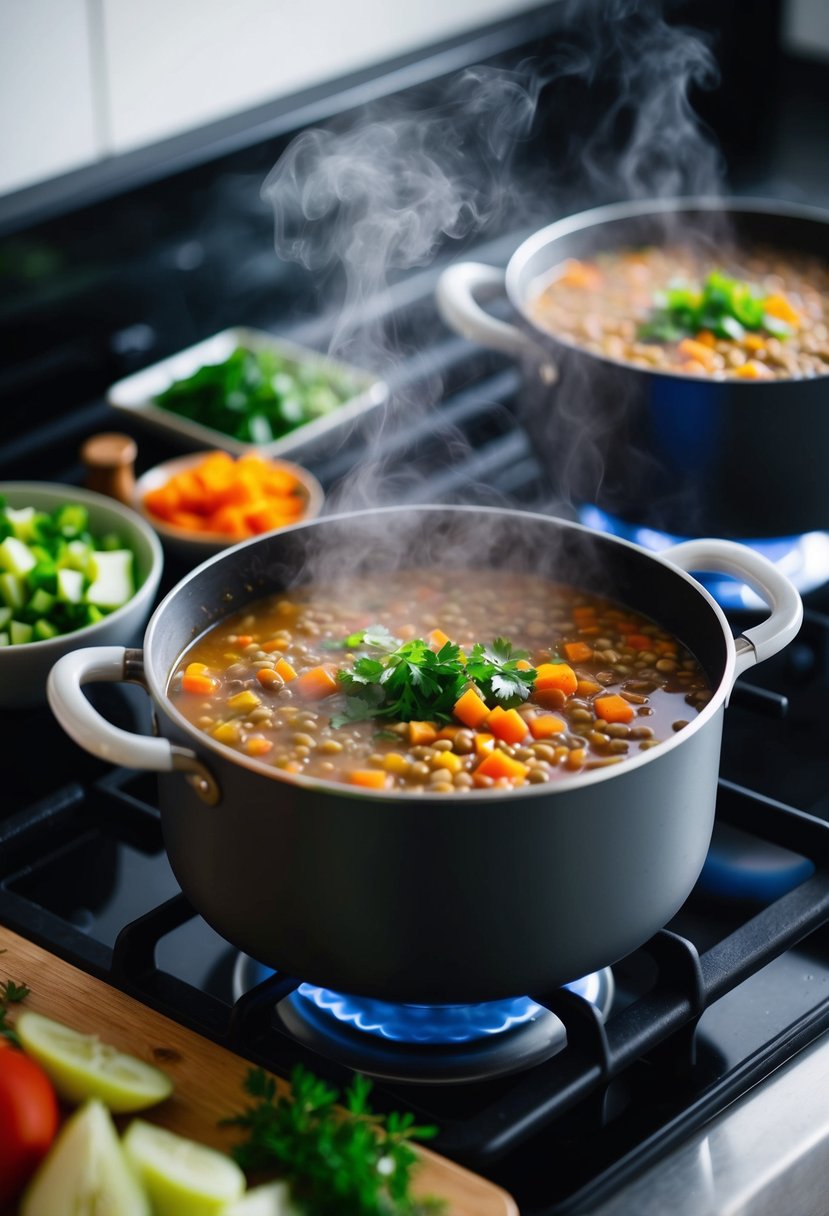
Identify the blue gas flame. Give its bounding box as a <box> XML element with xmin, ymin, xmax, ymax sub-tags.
<box><xmin>293</xmin><ymin>972</ymin><xmax>602</xmax><ymax>1044</ymax></box>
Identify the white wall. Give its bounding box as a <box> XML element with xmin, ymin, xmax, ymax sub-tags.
<box><xmin>0</xmin><ymin>0</ymin><xmax>537</xmax><ymax>197</ymax></box>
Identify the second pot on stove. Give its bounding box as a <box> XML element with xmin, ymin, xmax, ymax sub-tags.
<box><xmin>47</xmin><ymin>506</ymin><xmax>801</xmax><ymax>1003</ymax></box>
<box><xmin>437</xmin><ymin>197</ymin><xmax>829</xmax><ymax>539</ymax></box>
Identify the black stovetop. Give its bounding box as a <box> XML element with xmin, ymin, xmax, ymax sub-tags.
<box><xmin>3</xmin><ymin>265</ymin><xmax>829</xmax><ymax>1213</ymax></box>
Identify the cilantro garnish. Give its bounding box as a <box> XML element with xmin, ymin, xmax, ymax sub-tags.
<box><xmin>224</xmin><ymin>1066</ymin><xmax>444</xmax><ymax>1215</ymax></box>
<box><xmin>329</xmin><ymin>627</ymin><xmax>536</xmax><ymax>726</ymax></box>
<box><xmin>0</xmin><ymin>955</ymin><xmax>30</xmax><ymax>1046</ymax></box>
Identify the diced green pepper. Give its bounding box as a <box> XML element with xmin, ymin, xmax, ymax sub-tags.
<box><xmin>28</xmin><ymin>587</ymin><xmax>56</xmax><ymax>616</ymax></box>
<box><xmin>86</xmin><ymin>550</ymin><xmax>134</xmax><ymax>610</ymax></box>
<box><xmin>10</xmin><ymin>620</ymin><xmax>33</xmax><ymax>645</ymax></box>
<box><xmin>0</xmin><ymin>536</ymin><xmax>37</xmax><ymax>577</ymax></box>
<box><xmin>0</xmin><ymin>572</ymin><xmax>25</xmax><ymax>610</ymax></box>
<box><xmin>57</xmin><ymin>567</ymin><xmax>85</xmax><ymax>603</ymax></box>
<box><xmin>33</xmin><ymin>618</ymin><xmax>59</xmax><ymax>641</ymax></box>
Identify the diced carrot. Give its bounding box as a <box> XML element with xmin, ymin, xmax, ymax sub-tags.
<box><xmin>734</xmin><ymin>360</ymin><xmax>772</xmax><ymax>380</ymax></box>
<box><xmin>558</xmin><ymin>258</ymin><xmax>602</xmax><ymax>290</ymax></box>
<box><xmin>453</xmin><ymin>688</ymin><xmax>490</xmax><ymax>729</ymax></box>
<box><xmin>409</xmin><ymin>721</ymin><xmax>437</xmax><ymax>746</ymax></box>
<box><xmin>245</xmin><ymin>738</ymin><xmax>273</xmax><ymax>757</ymax></box>
<box><xmin>626</xmin><ymin>634</ymin><xmax>653</xmax><ymax>651</ymax></box>
<box><xmin>529</xmin><ymin>714</ymin><xmax>566</xmax><ymax>739</ymax></box>
<box><xmin>428</xmin><ymin>628</ymin><xmax>451</xmax><ymax>651</ymax></box>
<box><xmin>654</xmin><ymin>640</ymin><xmax>678</xmax><ymax>656</ymax></box>
<box><xmin>486</xmin><ymin>706</ymin><xmax>529</xmax><ymax>745</ymax></box>
<box><xmin>680</xmin><ymin>360</ymin><xmax>707</xmax><ymax>376</ymax></box>
<box><xmin>533</xmin><ymin>663</ymin><xmax>578</xmax><ymax>696</ymax></box>
<box><xmin>566</xmin><ymin>747</ymin><xmax>587</xmax><ymax>770</ymax></box>
<box><xmin>474</xmin><ymin>733</ymin><xmax>495</xmax><ymax>758</ymax></box>
<box><xmin>236</xmin><ymin>635</ymin><xmax>254</xmax><ymax>647</ymax></box>
<box><xmin>594</xmin><ymin>694</ymin><xmax>635</xmax><ymax>724</ymax></box>
<box><xmin>694</xmin><ymin>330</ymin><xmax>717</xmax><ymax>348</ymax></box>
<box><xmin>274</xmin><ymin>658</ymin><xmax>297</xmax><ymax>682</ymax></box>
<box><xmin>742</xmin><ymin>333</ymin><xmax>766</xmax><ymax>353</ymax></box>
<box><xmin>515</xmin><ymin>659</ymin><xmax>533</xmax><ymax>671</ymax></box>
<box><xmin>295</xmin><ymin>665</ymin><xmax>338</xmax><ymax>699</ymax></box>
<box><xmin>564</xmin><ymin>641</ymin><xmax>593</xmax><ymax>663</ymax></box>
<box><xmin>474</xmin><ymin>751</ymin><xmax>529</xmax><ymax>783</ymax></box>
<box><xmin>533</xmin><ymin>687</ymin><xmax>567</xmax><ymax>710</ymax></box>
<box><xmin>181</xmin><ymin>662</ymin><xmax>218</xmax><ymax>696</ymax></box>
<box><xmin>572</xmin><ymin>606</ymin><xmax>596</xmax><ymax>625</ymax></box>
<box><xmin>678</xmin><ymin>338</ymin><xmax>717</xmax><ymax>370</ymax></box>
<box><xmin>763</xmin><ymin>293</ymin><xmax>800</xmax><ymax>327</ymax></box>
<box><xmin>436</xmin><ymin>725</ymin><xmax>460</xmax><ymax>741</ymax></box>
<box><xmin>576</xmin><ymin>679</ymin><xmax>601</xmax><ymax>698</ymax></box>
<box><xmin>261</xmin><ymin>637</ymin><xmax>289</xmax><ymax>652</ymax></box>
<box><xmin>348</xmin><ymin>770</ymin><xmax>392</xmax><ymax>790</ymax></box>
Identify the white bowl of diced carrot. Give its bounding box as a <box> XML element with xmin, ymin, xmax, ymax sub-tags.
<box><xmin>135</xmin><ymin>450</ymin><xmax>324</xmax><ymax>561</ymax></box>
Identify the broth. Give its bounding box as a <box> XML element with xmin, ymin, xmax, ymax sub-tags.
<box><xmin>169</xmin><ymin>569</ymin><xmax>712</xmax><ymax>792</ymax></box>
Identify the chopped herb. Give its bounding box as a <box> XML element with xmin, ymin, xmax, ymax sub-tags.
<box><xmin>224</xmin><ymin>1066</ymin><xmax>444</xmax><ymax>1215</ymax></box>
<box><xmin>329</xmin><ymin>626</ymin><xmax>537</xmax><ymax>726</ymax></box>
<box><xmin>639</xmin><ymin>270</ymin><xmax>795</xmax><ymax>344</ymax></box>
<box><xmin>0</xmin><ymin>961</ymin><xmax>30</xmax><ymax>1046</ymax></box>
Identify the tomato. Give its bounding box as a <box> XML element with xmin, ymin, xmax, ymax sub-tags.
<box><xmin>0</xmin><ymin>1040</ymin><xmax>60</xmax><ymax>1205</ymax></box>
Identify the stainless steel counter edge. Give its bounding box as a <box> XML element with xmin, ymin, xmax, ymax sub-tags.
<box><xmin>590</xmin><ymin>1029</ymin><xmax>829</xmax><ymax>1216</ymax></box>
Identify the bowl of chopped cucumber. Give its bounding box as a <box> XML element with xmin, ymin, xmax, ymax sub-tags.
<box><xmin>0</xmin><ymin>482</ymin><xmax>163</xmax><ymax>706</ymax></box>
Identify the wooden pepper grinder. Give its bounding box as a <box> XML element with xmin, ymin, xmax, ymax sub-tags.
<box><xmin>81</xmin><ymin>433</ymin><xmax>138</xmax><ymax>506</ymax></box>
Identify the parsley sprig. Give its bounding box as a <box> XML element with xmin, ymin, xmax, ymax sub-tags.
<box><xmin>0</xmin><ymin>952</ymin><xmax>30</xmax><ymax>1046</ymax></box>
<box><xmin>224</xmin><ymin>1066</ymin><xmax>444</xmax><ymax>1215</ymax></box>
<box><xmin>330</xmin><ymin>628</ymin><xmax>536</xmax><ymax>726</ymax></box>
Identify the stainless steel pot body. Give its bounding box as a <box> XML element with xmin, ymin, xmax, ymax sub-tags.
<box><xmin>47</xmin><ymin>507</ymin><xmax>802</xmax><ymax>1003</ymax></box>
<box><xmin>437</xmin><ymin>198</ymin><xmax>829</xmax><ymax>538</ymax></box>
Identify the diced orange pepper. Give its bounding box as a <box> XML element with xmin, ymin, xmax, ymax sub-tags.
<box><xmin>533</xmin><ymin>663</ymin><xmax>578</xmax><ymax>696</ymax></box>
<box><xmin>245</xmin><ymin>738</ymin><xmax>273</xmax><ymax>757</ymax></box>
<box><xmin>474</xmin><ymin>732</ymin><xmax>495</xmax><ymax>758</ymax></box>
<box><xmin>274</xmin><ymin>658</ymin><xmax>297</xmax><ymax>682</ymax></box>
<box><xmin>428</xmin><ymin>628</ymin><xmax>451</xmax><ymax>651</ymax></box>
<box><xmin>564</xmin><ymin>641</ymin><xmax>593</xmax><ymax>663</ymax></box>
<box><xmin>529</xmin><ymin>714</ymin><xmax>566</xmax><ymax>739</ymax></box>
<box><xmin>576</xmin><ymin>679</ymin><xmax>601</xmax><ymax>698</ymax></box>
<box><xmin>734</xmin><ymin>360</ymin><xmax>772</xmax><ymax>380</ymax></box>
<box><xmin>474</xmin><ymin>751</ymin><xmax>529</xmax><ymax>783</ymax></box>
<box><xmin>436</xmin><ymin>725</ymin><xmax>460</xmax><ymax>741</ymax></box>
<box><xmin>594</xmin><ymin>694</ymin><xmax>635</xmax><ymax>724</ymax></box>
<box><xmin>294</xmin><ymin>665</ymin><xmax>338</xmax><ymax>699</ymax></box>
<box><xmin>763</xmin><ymin>293</ymin><xmax>800</xmax><ymax>327</ymax></box>
<box><xmin>694</xmin><ymin>330</ymin><xmax>717</xmax><ymax>347</ymax></box>
<box><xmin>453</xmin><ymin>688</ymin><xmax>490</xmax><ymax>729</ymax></box>
<box><xmin>348</xmin><ymin>770</ymin><xmax>392</xmax><ymax>790</ymax></box>
<box><xmin>261</xmin><ymin>637</ymin><xmax>289</xmax><ymax>652</ymax></box>
<box><xmin>485</xmin><ymin>706</ymin><xmax>529</xmax><ymax>745</ymax></box>
<box><xmin>181</xmin><ymin>662</ymin><xmax>218</xmax><ymax>695</ymax></box>
<box><xmin>409</xmin><ymin>721</ymin><xmax>437</xmax><ymax>746</ymax></box>
<box><xmin>678</xmin><ymin>338</ymin><xmax>717</xmax><ymax>370</ymax></box>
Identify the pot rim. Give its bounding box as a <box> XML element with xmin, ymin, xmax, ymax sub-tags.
<box><xmin>504</xmin><ymin>194</ymin><xmax>829</xmax><ymax>384</ymax></box>
<box><xmin>142</xmin><ymin>504</ymin><xmax>735</xmax><ymax>802</ymax></box>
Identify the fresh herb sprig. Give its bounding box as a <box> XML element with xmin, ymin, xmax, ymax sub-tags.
<box><xmin>0</xmin><ymin>953</ymin><xmax>30</xmax><ymax>1046</ymax></box>
<box><xmin>330</xmin><ymin>627</ymin><xmax>536</xmax><ymax>726</ymax></box>
<box><xmin>224</xmin><ymin>1066</ymin><xmax>444</xmax><ymax>1216</ymax></box>
<box><xmin>639</xmin><ymin>270</ymin><xmax>796</xmax><ymax>344</ymax></box>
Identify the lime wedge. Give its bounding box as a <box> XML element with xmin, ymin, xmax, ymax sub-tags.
<box><xmin>16</xmin><ymin>1010</ymin><xmax>174</xmax><ymax>1113</ymax></box>
<box><xmin>22</xmin><ymin>1099</ymin><xmax>150</xmax><ymax>1216</ymax></box>
<box><xmin>225</xmin><ymin>1181</ymin><xmax>298</xmax><ymax>1215</ymax></box>
<box><xmin>123</xmin><ymin>1119</ymin><xmax>246</xmax><ymax>1216</ymax></box>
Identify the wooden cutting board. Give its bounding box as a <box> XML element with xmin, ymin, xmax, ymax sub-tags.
<box><xmin>0</xmin><ymin>927</ymin><xmax>518</xmax><ymax>1215</ymax></box>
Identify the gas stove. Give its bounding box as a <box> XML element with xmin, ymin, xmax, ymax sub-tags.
<box><xmin>3</xmin><ymin>4</ymin><xmax>829</xmax><ymax>1211</ymax></box>
<box><xmin>3</xmin><ymin>265</ymin><xmax>829</xmax><ymax>1212</ymax></box>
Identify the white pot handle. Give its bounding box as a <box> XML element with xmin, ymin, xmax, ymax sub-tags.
<box><xmin>436</xmin><ymin>262</ymin><xmax>556</xmax><ymax>374</ymax></box>
<box><xmin>661</xmin><ymin>540</ymin><xmax>803</xmax><ymax>685</ymax></box>
<box><xmin>47</xmin><ymin>646</ymin><xmax>220</xmax><ymax>802</ymax></box>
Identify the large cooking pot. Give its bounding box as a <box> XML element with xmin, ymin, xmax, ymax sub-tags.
<box><xmin>437</xmin><ymin>197</ymin><xmax>829</xmax><ymax>538</ymax></box>
<box><xmin>47</xmin><ymin>506</ymin><xmax>801</xmax><ymax>1003</ymax></box>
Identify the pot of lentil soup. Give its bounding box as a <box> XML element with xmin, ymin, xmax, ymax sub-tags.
<box><xmin>437</xmin><ymin>197</ymin><xmax>829</xmax><ymax>538</ymax></box>
<box><xmin>47</xmin><ymin>506</ymin><xmax>801</xmax><ymax>1003</ymax></box>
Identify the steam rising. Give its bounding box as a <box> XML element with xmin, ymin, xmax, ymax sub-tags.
<box><xmin>259</xmin><ymin>0</ymin><xmax>726</xmax><ymax>572</ymax></box>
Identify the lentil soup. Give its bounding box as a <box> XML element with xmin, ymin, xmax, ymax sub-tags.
<box><xmin>531</xmin><ymin>244</ymin><xmax>829</xmax><ymax>380</ymax></box>
<box><xmin>169</xmin><ymin>569</ymin><xmax>712</xmax><ymax>793</ymax></box>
